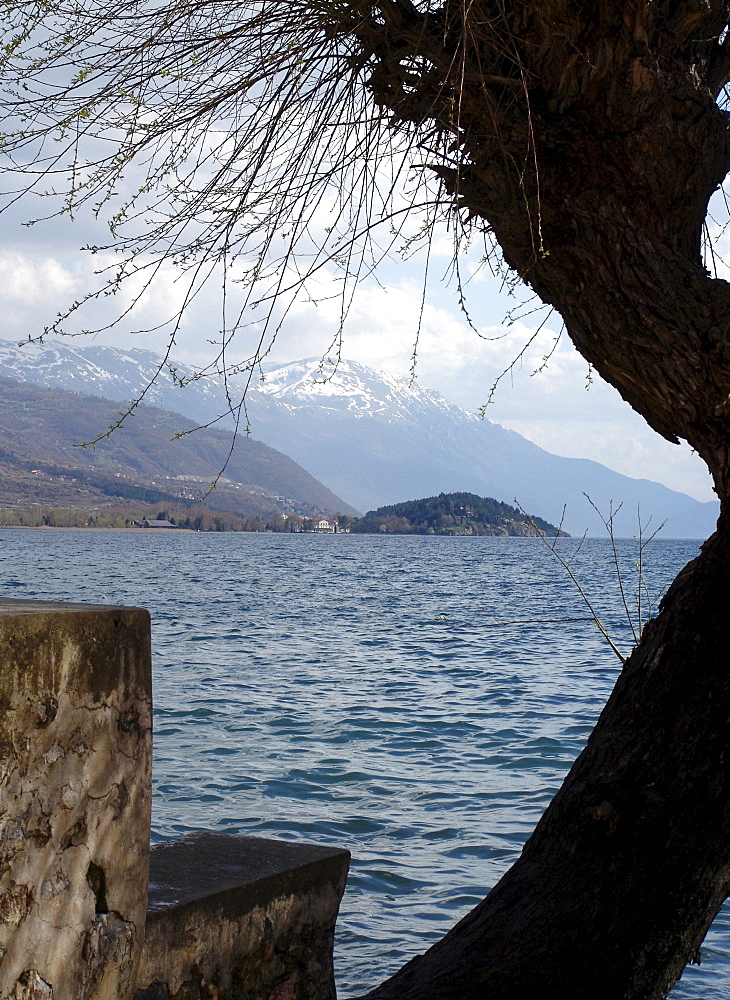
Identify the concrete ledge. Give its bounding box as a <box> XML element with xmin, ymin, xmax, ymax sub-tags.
<box><xmin>134</xmin><ymin>833</ymin><xmax>350</xmax><ymax>1000</ymax></box>
<box><xmin>0</xmin><ymin>599</ymin><xmax>152</xmax><ymax>1000</ymax></box>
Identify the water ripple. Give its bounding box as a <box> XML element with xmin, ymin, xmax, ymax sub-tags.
<box><xmin>0</xmin><ymin>531</ymin><xmax>719</xmax><ymax>998</ymax></box>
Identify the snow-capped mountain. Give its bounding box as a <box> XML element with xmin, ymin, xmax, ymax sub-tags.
<box><xmin>257</xmin><ymin>357</ymin><xmax>460</xmax><ymax>420</ymax></box>
<box><xmin>0</xmin><ymin>340</ymin><xmax>231</xmax><ymax>419</ymax></box>
<box><xmin>0</xmin><ymin>339</ymin><xmax>719</xmax><ymax>537</ymax></box>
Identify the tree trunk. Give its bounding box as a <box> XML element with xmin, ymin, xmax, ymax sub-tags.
<box><xmin>338</xmin><ymin>1</ymin><xmax>730</xmax><ymax>995</ymax></box>
<box><xmin>358</xmin><ymin>508</ymin><xmax>730</xmax><ymax>999</ymax></box>
<box><xmin>350</xmin><ymin>0</ymin><xmax>730</xmax><ymax>494</ymax></box>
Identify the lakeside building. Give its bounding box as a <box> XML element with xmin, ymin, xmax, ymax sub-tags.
<box><xmin>131</xmin><ymin>519</ymin><xmax>179</xmax><ymax>529</ymax></box>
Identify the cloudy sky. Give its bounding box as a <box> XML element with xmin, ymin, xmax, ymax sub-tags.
<box><xmin>0</xmin><ymin>185</ymin><xmax>723</xmax><ymax>504</ymax></box>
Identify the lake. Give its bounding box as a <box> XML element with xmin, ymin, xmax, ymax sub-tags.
<box><xmin>0</xmin><ymin>529</ymin><xmax>726</xmax><ymax>997</ymax></box>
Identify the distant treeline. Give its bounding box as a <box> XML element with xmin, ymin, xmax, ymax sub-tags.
<box><xmin>0</xmin><ymin>503</ymin><xmax>306</xmax><ymax>532</ymax></box>
<box><xmin>348</xmin><ymin>492</ymin><xmax>566</xmax><ymax>536</ymax></box>
<box><xmin>0</xmin><ymin>492</ymin><xmax>565</xmax><ymax>536</ymax></box>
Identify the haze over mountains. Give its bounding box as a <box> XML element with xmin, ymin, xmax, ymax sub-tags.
<box><xmin>0</xmin><ymin>339</ymin><xmax>719</xmax><ymax>537</ymax></box>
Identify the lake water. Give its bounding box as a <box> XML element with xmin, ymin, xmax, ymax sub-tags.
<box><xmin>1</xmin><ymin>530</ymin><xmax>726</xmax><ymax>997</ymax></box>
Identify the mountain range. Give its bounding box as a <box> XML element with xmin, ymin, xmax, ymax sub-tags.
<box><xmin>0</xmin><ymin>339</ymin><xmax>720</xmax><ymax>538</ymax></box>
<box><xmin>0</xmin><ymin>375</ymin><xmax>357</xmax><ymax>520</ymax></box>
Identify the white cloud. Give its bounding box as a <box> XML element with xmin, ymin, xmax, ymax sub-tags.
<box><xmin>0</xmin><ymin>253</ymin><xmax>78</xmax><ymax>310</ymax></box>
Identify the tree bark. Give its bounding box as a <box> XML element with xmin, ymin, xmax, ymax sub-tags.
<box><xmin>350</xmin><ymin>0</ymin><xmax>730</xmax><ymax>495</ymax></box>
<box><xmin>336</xmin><ymin>1</ymin><xmax>730</xmax><ymax>995</ymax></box>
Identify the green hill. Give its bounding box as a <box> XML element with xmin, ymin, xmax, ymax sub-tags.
<box><xmin>352</xmin><ymin>492</ymin><xmax>567</xmax><ymax>536</ymax></box>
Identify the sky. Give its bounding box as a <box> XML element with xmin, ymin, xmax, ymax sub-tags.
<box><xmin>0</xmin><ymin>185</ymin><xmax>723</xmax><ymax>505</ymax></box>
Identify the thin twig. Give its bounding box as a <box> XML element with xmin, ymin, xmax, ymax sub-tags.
<box><xmin>583</xmin><ymin>495</ymin><xmax>638</xmax><ymax>645</ymax></box>
<box><xmin>515</xmin><ymin>500</ymin><xmax>627</xmax><ymax>664</ymax></box>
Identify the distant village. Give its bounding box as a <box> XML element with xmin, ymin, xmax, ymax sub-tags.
<box><xmin>130</xmin><ymin>515</ymin><xmax>348</xmax><ymax>533</ymax></box>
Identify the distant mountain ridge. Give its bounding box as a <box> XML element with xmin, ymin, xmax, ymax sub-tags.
<box><xmin>252</xmin><ymin>359</ymin><xmax>720</xmax><ymax>538</ymax></box>
<box><xmin>0</xmin><ymin>340</ymin><xmax>719</xmax><ymax>537</ymax></box>
<box><xmin>0</xmin><ymin>375</ymin><xmax>358</xmax><ymax>519</ymax></box>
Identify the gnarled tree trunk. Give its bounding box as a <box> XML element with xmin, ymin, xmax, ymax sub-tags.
<box><xmin>336</xmin><ymin>1</ymin><xmax>730</xmax><ymax>995</ymax></box>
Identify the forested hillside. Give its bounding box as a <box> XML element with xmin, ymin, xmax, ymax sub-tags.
<box><xmin>352</xmin><ymin>492</ymin><xmax>566</xmax><ymax>536</ymax></box>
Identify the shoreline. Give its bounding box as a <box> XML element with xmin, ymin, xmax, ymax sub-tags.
<box><xmin>0</xmin><ymin>525</ymin><xmax>196</xmax><ymax>532</ymax></box>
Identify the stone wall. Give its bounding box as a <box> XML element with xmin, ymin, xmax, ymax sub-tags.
<box><xmin>0</xmin><ymin>599</ymin><xmax>152</xmax><ymax>1000</ymax></box>
<box><xmin>135</xmin><ymin>833</ymin><xmax>350</xmax><ymax>1000</ymax></box>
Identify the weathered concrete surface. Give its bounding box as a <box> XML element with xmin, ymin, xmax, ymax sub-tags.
<box><xmin>134</xmin><ymin>832</ymin><xmax>350</xmax><ymax>1000</ymax></box>
<box><xmin>0</xmin><ymin>599</ymin><xmax>152</xmax><ymax>1000</ymax></box>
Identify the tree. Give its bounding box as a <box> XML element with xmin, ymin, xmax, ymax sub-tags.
<box><xmin>2</xmin><ymin>2</ymin><xmax>730</xmax><ymax>997</ymax></box>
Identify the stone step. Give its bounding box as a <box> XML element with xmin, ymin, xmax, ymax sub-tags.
<box><xmin>134</xmin><ymin>832</ymin><xmax>350</xmax><ymax>1000</ymax></box>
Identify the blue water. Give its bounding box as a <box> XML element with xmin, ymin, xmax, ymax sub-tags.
<box><xmin>1</xmin><ymin>530</ymin><xmax>726</xmax><ymax>997</ymax></box>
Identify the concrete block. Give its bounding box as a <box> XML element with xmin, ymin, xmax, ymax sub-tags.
<box><xmin>0</xmin><ymin>599</ymin><xmax>152</xmax><ymax>1000</ymax></box>
<box><xmin>134</xmin><ymin>832</ymin><xmax>350</xmax><ymax>1000</ymax></box>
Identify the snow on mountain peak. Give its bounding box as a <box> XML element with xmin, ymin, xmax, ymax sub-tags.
<box><xmin>0</xmin><ymin>338</ymin><xmax>480</xmax><ymax>426</ymax></box>
<box><xmin>257</xmin><ymin>356</ymin><xmax>476</xmax><ymax>423</ymax></box>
